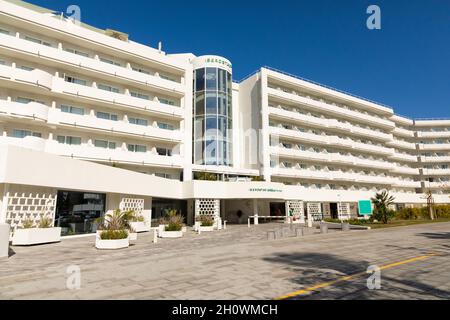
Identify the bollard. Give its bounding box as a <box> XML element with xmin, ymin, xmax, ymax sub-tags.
<box><xmin>248</xmin><ymin>218</ymin><xmax>251</xmax><ymax>228</ymax></box>
<box><xmin>295</xmin><ymin>228</ymin><xmax>303</xmax><ymax>237</ymax></box>
<box><xmin>153</xmin><ymin>229</ymin><xmax>158</xmax><ymax>243</ymax></box>
<box><xmin>342</xmin><ymin>222</ymin><xmax>350</xmax><ymax>232</ymax></box>
<box><xmin>223</xmin><ymin>220</ymin><xmax>227</xmax><ymax>230</ymax></box>
<box><xmin>320</xmin><ymin>223</ymin><xmax>328</xmax><ymax>234</ymax></box>
<box><xmin>0</xmin><ymin>224</ymin><xmax>10</xmax><ymax>258</ymax></box>
<box><xmin>267</xmin><ymin>231</ymin><xmax>276</xmax><ymax>241</ymax></box>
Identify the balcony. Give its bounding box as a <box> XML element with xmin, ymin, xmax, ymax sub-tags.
<box><xmin>0</xmin><ymin>136</ymin><xmax>47</xmax><ymax>151</ymax></box>
<box><xmin>422</xmin><ymin>169</ymin><xmax>450</xmax><ymax>176</ymax></box>
<box><xmin>271</xmin><ymin>146</ymin><xmax>332</xmax><ymax>163</ymax></box>
<box><xmin>0</xmin><ymin>100</ymin><xmax>49</xmax><ymax>122</ymax></box>
<box><xmin>267</xmin><ymin>87</ymin><xmax>395</xmax><ymax>129</ymax></box>
<box><xmin>269</xmin><ymin>126</ymin><xmax>330</xmax><ymax>145</ymax></box>
<box><xmin>52</xmin><ymin>78</ymin><xmax>183</xmax><ymax>119</ymax></box>
<box><xmin>417</xmin><ymin>131</ymin><xmax>450</xmax><ymax>139</ymax></box>
<box><xmin>47</xmin><ymin>108</ymin><xmax>182</xmax><ymax>143</ymax></box>
<box><xmin>392</xmin><ymin>127</ymin><xmax>415</xmax><ymax>138</ymax></box>
<box><xmin>0</xmin><ymin>33</ymin><xmax>185</xmax><ymax>95</ymax></box>
<box><xmin>351</xmin><ymin>141</ymin><xmax>394</xmax><ymax>156</ymax></box>
<box><xmin>391</xmin><ymin>180</ymin><xmax>422</xmax><ymax>188</ymax></box>
<box><xmin>0</xmin><ymin>64</ymin><xmax>53</xmax><ymax>90</ymax></box>
<box><xmin>389</xmin><ymin>152</ymin><xmax>418</xmax><ymax>163</ymax></box>
<box><xmin>45</xmin><ymin>141</ymin><xmax>183</xmax><ymax>168</ymax></box>
<box><xmin>391</xmin><ymin>166</ymin><xmax>420</xmax><ymax>175</ymax></box>
<box><xmin>418</xmin><ymin>143</ymin><xmax>450</xmax><ymax>151</ymax></box>
<box><xmin>386</xmin><ymin>139</ymin><xmax>417</xmax><ymax>150</ymax></box>
<box><xmin>420</xmin><ymin>156</ymin><xmax>450</xmax><ymax>163</ymax></box>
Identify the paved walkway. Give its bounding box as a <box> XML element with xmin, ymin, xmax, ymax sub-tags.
<box><xmin>0</xmin><ymin>222</ymin><xmax>449</xmax><ymax>300</ymax></box>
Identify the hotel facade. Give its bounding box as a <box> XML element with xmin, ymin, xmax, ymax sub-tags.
<box><xmin>0</xmin><ymin>0</ymin><xmax>449</xmax><ymax>237</ymax></box>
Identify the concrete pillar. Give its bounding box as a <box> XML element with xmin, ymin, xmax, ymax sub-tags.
<box><xmin>0</xmin><ymin>223</ymin><xmax>10</xmax><ymax>258</ymax></box>
<box><xmin>0</xmin><ymin>184</ymin><xmax>8</xmax><ymax>223</ymax></box>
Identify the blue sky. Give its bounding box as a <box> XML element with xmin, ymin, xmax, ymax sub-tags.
<box><xmin>27</xmin><ymin>0</ymin><xmax>450</xmax><ymax>119</ymax></box>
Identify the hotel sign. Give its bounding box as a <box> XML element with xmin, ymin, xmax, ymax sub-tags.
<box><xmin>249</xmin><ymin>188</ymin><xmax>283</xmax><ymax>193</ymax></box>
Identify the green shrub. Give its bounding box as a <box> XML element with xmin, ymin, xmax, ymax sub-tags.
<box><xmin>323</xmin><ymin>218</ymin><xmax>369</xmax><ymax>225</ymax></box>
<box><xmin>395</xmin><ymin>207</ymin><xmax>428</xmax><ymax>220</ymax></box>
<box><xmin>38</xmin><ymin>217</ymin><xmax>53</xmax><ymax>228</ymax></box>
<box><xmin>434</xmin><ymin>205</ymin><xmax>450</xmax><ymax>218</ymax></box>
<box><xmin>21</xmin><ymin>218</ymin><xmax>34</xmax><ymax>229</ymax></box>
<box><xmin>163</xmin><ymin>209</ymin><xmax>184</xmax><ymax>231</ymax></box>
<box><xmin>198</xmin><ymin>215</ymin><xmax>214</xmax><ymax>227</ymax></box>
<box><xmin>100</xmin><ymin>229</ymin><xmax>128</xmax><ymax>240</ymax></box>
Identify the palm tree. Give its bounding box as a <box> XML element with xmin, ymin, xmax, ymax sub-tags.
<box><xmin>371</xmin><ymin>191</ymin><xmax>395</xmax><ymax>224</ymax></box>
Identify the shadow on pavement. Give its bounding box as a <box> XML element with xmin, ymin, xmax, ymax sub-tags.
<box><xmin>416</xmin><ymin>232</ymin><xmax>450</xmax><ymax>240</ymax></box>
<box><xmin>263</xmin><ymin>252</ymin><xmax>450</xmax><ymax>300</ymax></box>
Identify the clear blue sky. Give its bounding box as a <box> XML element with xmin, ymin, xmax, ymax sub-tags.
<box><xmin>27</xmin><ymin>0</ymin><xmax>450</xmax><ymax>119</ymax></box>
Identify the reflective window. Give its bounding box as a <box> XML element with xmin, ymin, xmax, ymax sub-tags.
<box><xmin>195</xmin><ymin>68</ymin><xmax>205</xmax><ymax>91</ymax></box>
<box><xmin>205</xmin><ymin>68</ymin><xmax>217</xmax><ymax>90</ymax></box>
<box><xmin>205</xmin><ymin>92</ymin><xmax>217</xmax><ymax>115</ymax></box>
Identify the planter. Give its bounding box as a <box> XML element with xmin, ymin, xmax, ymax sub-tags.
<box><xmin>199</xmin><ymin>225</ymin><xmax>214</xmax><ymax>232</ymax></box>
<box><xmin>129</xmin><ymin>221</ymin><xmax>150</xmax><ymax>233</ymax></box>
<box><xmin>157</xmin><ymin>224</ymin><xmax>183</xmax><ymax>238</ymax></box>
<box><xmin>95</xmin><ymin>231</ymin><xmax>129</xmax><ymax>250</ymax></box>
<box><xmin>12</xmin><ymin>227</ymin><xmax>61</xmax><ymax>246</ymax></box>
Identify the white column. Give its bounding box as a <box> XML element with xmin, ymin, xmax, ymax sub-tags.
<box><xmin>0</xmin><ymin>184</ymin><xmax>9</xmax><ymax>223</ymax></box>
<box><xmin>253</xmin><ymin>199</ymin><xmax>258</xmax><ymax>225</ymax></box>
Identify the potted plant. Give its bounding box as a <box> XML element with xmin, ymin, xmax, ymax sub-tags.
<box><xmin>12</xmin><ymin>216</ymin><xmax>62</xmax><ymax>246</ymax></box>
<box><xmin>195</xmin><ymin>215</ymin><xmax>215</xmax><ymax>232</ymax></box>
<box><xmin>158</xmin><ymin>210</ymin><xmax>184</xmax><ymax>238</ymax></box>
<box><xmin>95</xmin><ymin>210</ymin><xmax>132</xmax><ymax>250</ymax></box>
<box><xmin>129</xmin><ymin>211</ymin><xmax>150</xmax><ymax>233</ymax></box>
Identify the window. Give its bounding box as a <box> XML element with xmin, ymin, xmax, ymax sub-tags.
<box><xmin>94</xmin><ymin>140</ymin><xmax>116</xmax><ymax>149</ymax></box>
<box><xmin>127</xmin><ymin>144</ymin><xmax>146</xmax><ymax>153</ymax></box>
<box><xmin>57</xmin><ymin>135</ymin><xmax>81</xmax><ymax>145</ymax></box>
<box><xmin>60</xmin><ymin>105</ymin><xmax>84</xmax><ymax>115</ymax></box>
<box><xmin>18</xmin><ymin>65</ymin><xmax>34</xmax><ymax>71</ymax></box>
<box><xmin>160</xmin><ymin>74</ymin><xmax>176</xmax><ymax>82</ymax></box>
<box><xmin>156</xmin><ymin>147</ymin><xmax>172</xmax><ymax>156</ymax></box>
<box><xmin>157</xmin><ymin>122</ymin><xmax>174</xmax><ymax>130</ymax></box>
<box><xmin>98</xmin><ymin>84</ymin><xmax>120</xmax><ymax>93</ymax></box>
<box><xmin>155</xmin><ymin>173</ymin><xmax>171</xmax><ymax>179</ymax></box>
<box><xmin>64</xmin><ymin>48</ymin><xmax>89</xmax><ymax>57</ymax></box>
<box><xmin>130</xmin><ymin>91</ymin><xmax>150</xmax><ymax>100</ymax></box>
<box><xmin>195</xmin><ymin>68</ymin><xmax>205</xmax><ymax>91</ymax></box>
<box><xmin>16</xmin><ymin>97</ymin><xmax>34</xmax><ymax>104</ymax></box>
<box><xmin>159</xmin><ymin>98</ymin><xmax>175</xmax><ymax>106</ymax></box>
<box><xmin>25</xmin><ymin>36</ymin><xmax>51</xmax><ymax>46</ymax></box>
<box><xmin>129</xmin><ymin>117</ymin><xmax>148</xmax><ymax>126</ymax></box>
<box><xmin>282</xmin><ymin>162</ymin><xmax>292</xmax><ymax>168</ymax></box>
<box><xmin>132</xmin><ymin>66</ymin><xmax>150</xmax><ymax>75</ymax></box>
<box><xmin>0</xmin><ymin>28</ymin><xmax>10</xmax><ymax>35</ymax></box>
<box><xmin>12</xmin><ymin>129</ymin><xmax>41</xmax><ymax>138</ymax></box>
<box><xmin>96</xmin><ymin>111</ymin><xmax>118</xmax><ymax>121</ymax></box>
<box><xmin>64</xmin><ymin>75</ymin><xmax>87</xmax><ymax>86</ymax></box>
<box><xmin>100</xmin><ymin>57</ymin><xmax>121</xmax><ymax>66</ymax></box>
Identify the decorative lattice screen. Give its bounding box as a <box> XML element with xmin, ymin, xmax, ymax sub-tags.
<box><xmin>195</xmin><ymin>199</ymin><xmax>220</xmax><ymax>218</ymax></box>
<box><xmin>338</xmin><ymin>203</ymin><xmax>351</xmax><ymax>220</ymax></box>
<box><xmin>5</xmin><ymin>191</ymin><xmax>57</xmax><ymax>231</ymax></box>
<box><xmin>307</xmin><ymin>202</ymin><xmax>323</xmax><ymax>221</ymax></box>
<box><xmin>287</xmin><ymin>200</ymin><xmax>305</xmax><ymax>221</ymax></box>
<box><xmin>119</xmin><ymin>198</ymin><xmax>144</xmax><ymax>215</ymax></box>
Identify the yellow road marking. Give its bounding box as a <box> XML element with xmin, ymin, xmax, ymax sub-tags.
<box><xmin>275</xmin><ymin>252</ymin><xmax>439</xmax><ymax>300</ymax></box>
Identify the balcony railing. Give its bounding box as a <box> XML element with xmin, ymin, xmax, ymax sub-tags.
<box><xmin>47</xmin><ymin>108</ymin><xmax>182</xmax><ymax>143</ymax></box>
<box><xmin>267</xmin><ymin>87</ymin><xmax>395</xmax><ymax>129</ymax></box>
<box><xmin>0</xmin><ymin>33</ymin><xmax>185</xmax><ymax>95</ymax></box>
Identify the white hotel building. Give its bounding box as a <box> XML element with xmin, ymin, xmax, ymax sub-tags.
<box><xmin>0</xmin><ymin>0</ymin><xmax>449</xmax><ymax>236</ymax></box>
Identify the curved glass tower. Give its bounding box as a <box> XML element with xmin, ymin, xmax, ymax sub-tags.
<box><xmin>192</xmin><ymin>56</ymin><xmax>233</xmax><ymax>166</ymax></box>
